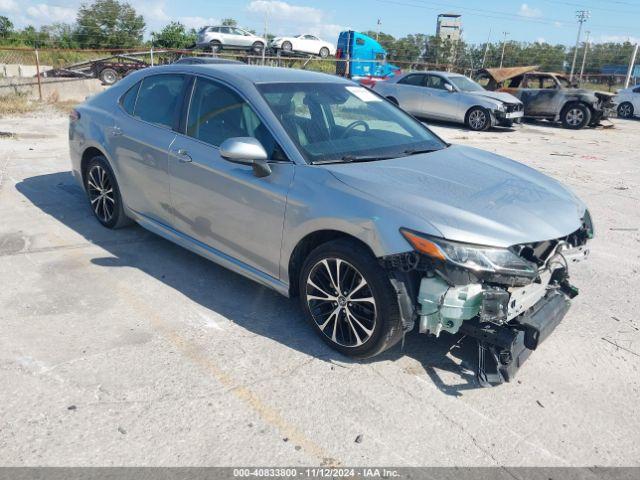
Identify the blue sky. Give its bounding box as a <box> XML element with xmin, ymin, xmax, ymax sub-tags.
<box><xmin>1</xmin><ymin>0</ymin><xmax>638</xmax><ymax>45</ymax></box>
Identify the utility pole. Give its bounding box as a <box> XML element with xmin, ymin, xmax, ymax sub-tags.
<box><xmin>625</xmin><ymin>43</ymin><xmax>639</xmax><ymax>88</ymax></box>
<box><xmin>570</xmin><ymin>10</ymin><xmax>590</xmax><ymax>81</ymax></box>
<box><xmin>481</xmin><ymin>28</ymin><xmax>491</xmax><ymax>68</ymax></box>
<box><xmin>499</xmin><ymin>31</ymin><xmax>509</xmax><ymax>68</ymax></box>
<box><xmin>578</xmin><ymin>30</ymin><xmax>590</xmax><ymax>85</ymax></box>
<box><xmin>376</xmin><ymin>19</ymin><xmax>381</xmax><ymax>41</ymax></box>
<box><xmin>262</xmin><ymin>10</ymin><xmax>268</xmax><ymax>65</ymax></box>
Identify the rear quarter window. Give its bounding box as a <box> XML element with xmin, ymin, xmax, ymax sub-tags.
<box><xmin>120</xmin><ymin>82</ymin><xmax>140</xmax><ymax>115</ymax></box>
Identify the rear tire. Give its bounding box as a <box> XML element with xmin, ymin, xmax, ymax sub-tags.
<box><xmin>209</xmin><ymin>40</ymin><xmax>222</xmax><ymax>53</ymax></box>
<box><xmin>252</xmin><ymin>41</ymin><xmax>265</xmax><ymax>53</ymax></box>
<box><xmin>618</xmin><ymin>101</ymin><xmax>634</xmax><ymax>119</ymax></box>
<box><xmin>84</xmin><ymin>155</ymin><xmax>131</xmax><ymax>229</ymax></box>
<box><xmin>99</xmin><ymin>68</ymin><xmax>118</xmax><ymax>85</ymax></box>
<box><xmin>465</xmin><ymin>106</ymin><xmax>491</xmax><ymax>131</ymax></box>
<box><xmin>299</xmin><ymin>239</ymin><xmax>404</xmax><ymax>359</ymax></box>
<box><xmin>561</xmin><ymin>102</ymin><xmax>591</xmax><ymax>129</ymax></box>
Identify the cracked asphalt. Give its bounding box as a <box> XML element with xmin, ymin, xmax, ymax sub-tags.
<box><xmin>1</xmin><ymin>110</ymin><xmax>639</xmax><ymax>466</ymax></box>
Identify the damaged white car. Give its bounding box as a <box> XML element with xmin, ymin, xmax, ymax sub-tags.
<box><xmin>69</xmin><ymin>65</ymin><xmax>592</xmax><ymax>386</ymax></box>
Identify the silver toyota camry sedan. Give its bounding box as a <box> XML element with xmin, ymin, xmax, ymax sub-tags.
<box><xmin>69</xmin><ymin>64</ymin><xmax>592</xmax><ymax>385</ymax></box>
<box><xmin>372</xmin><ymin>71</ymin><xmax>524</xmax><ymax>131</ymax></box>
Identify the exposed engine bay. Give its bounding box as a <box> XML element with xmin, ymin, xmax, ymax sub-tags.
<box><xmin>382</xmin><ymin>214</ymin><xmax>593</xmax><ymax>386</ymax></box>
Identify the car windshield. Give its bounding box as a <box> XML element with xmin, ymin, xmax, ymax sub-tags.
<box><xmin>448</xmin><ymin>76</ymin><xmax>485</xmax><ymax>92</ymax></box>
<box><xmin>258</xmin><ymin>82</ymin><xmax>446</xmax><ymax>164</ymax></box>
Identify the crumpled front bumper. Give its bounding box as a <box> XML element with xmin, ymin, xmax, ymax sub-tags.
<box><xmin>459</xmin><ymin>290</ymin><xmax>571</xmax><ymax>385</ymax></box>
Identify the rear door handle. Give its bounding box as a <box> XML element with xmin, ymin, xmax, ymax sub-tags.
<box><xmin>175</xmin><ymin>149</ymin><xmax>192</xmax><ymax>163</ymax></box>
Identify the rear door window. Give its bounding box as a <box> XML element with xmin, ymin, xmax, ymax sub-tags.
<box><xmin>133</xmin><ymin>74</ymin><xmax>187</xmax><ymax>128</ymax></box>
<box><xmin>398</xmin><ymin>74</ymin><xmax>424</xmax><ymax>86</ymax></box>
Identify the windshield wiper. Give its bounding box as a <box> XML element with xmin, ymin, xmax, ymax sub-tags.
<box><xmin>311</xmin><ymin>147</ymin><xmax>443</xmax><ymax>165</ymax></box>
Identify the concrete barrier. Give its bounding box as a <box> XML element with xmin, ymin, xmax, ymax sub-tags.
<box><xmin>0</xmin><ymin>77</ymin><xmax>107</xmax><ymax>102</ymax></box>
<box><xmin>1</xmin><ymin>64</ymin><xmax>53</xmax><ymax>78</ymax></box>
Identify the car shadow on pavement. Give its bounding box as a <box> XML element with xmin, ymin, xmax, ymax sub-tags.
<box><xmin>420</xmin><ymin>118</ymin><xmax>518</xmax><ymax>133</ymax></box>
<box><xmin>16</xmin><ymin>171</ymin><xmax>485</xmax><ymax>396</ymax></box>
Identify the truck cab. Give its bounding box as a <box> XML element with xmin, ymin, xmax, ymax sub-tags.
<box><xmin>335</xmin><ymin>31</ymin><xmax>400</xmax><ymax>82</ymax></box>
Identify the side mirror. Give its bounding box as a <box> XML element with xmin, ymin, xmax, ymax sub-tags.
<box><xmin>219</xmin><ymin>137</ymin><xmax>271</xmax><ymax>178</ymax></box>
<box><xmin>444</xmin><ymin>83</ymin><xmax>455</xmax><ymax>93</ymax></box>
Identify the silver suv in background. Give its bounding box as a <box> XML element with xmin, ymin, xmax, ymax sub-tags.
<box><xmin>373</xmin><ymin>71</ymin><xmax>524</xmax><ymax>131</ymax></box>
<box><xmin>196</xmin><ymin>26</ymin><xmax>266</xmax><ymax>53</ymax></box>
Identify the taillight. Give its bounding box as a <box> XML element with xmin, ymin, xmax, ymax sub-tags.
<box><xmin>69</xmin><ymin>109</ymin><xmax>81</xmax><ymax>122</ymax></box>
<box><xmin>336</xmin><ymin>48</ymin><xmax>343</xmax><ymax>59</ymax></box>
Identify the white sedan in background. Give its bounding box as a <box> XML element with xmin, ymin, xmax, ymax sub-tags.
<box><xmin>615</xmin><ymin>85</ymin><xmax>640</xmax><ymax>119</ymax></box>
<box><xmin>270</xmin><ymin>34</ymin><xmax>336</xmax><ymax>58</ymax></box>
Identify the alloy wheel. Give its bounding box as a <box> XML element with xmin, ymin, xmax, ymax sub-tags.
<box><xmin>469</xmin><ymin>109</ymin><xmax>488</xmax><ymax>130</ymax></box>
<box><xmin>87</xmin><ymin>165</ymin><xmax>115</xmax><ymax>223</ymax></box>
<box><xmin>619</xmin><ymin>103</ymin><xmax>633</xmax><ymax>118</ymax></box>
<box><xmin>565</xmin><ymin>108</ymin><xmax>584</xmax><ymax>126</ymax></box>
<box><xmin>305</xmin><ymin>258</ymin><xmax>377</xmax><ymax>347</ymax></box>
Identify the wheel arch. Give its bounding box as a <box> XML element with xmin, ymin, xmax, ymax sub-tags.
<box><xmin>80</xmin><ymin>146</ymin><xmax>107</xmax><ymax>187</ymax></box>
<box><xmin>287</xmin><ymin>230</ymin><xmax>377</xmax><ymax>297</ymax></box>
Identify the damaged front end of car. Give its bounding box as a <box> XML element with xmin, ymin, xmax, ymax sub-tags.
<box><xmin>382</xmin><ymin>211</ymin><xmax>594</xmax><ymax>387</ymax></box>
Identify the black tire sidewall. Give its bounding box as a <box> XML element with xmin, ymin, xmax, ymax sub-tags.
<box><xmin>298</xmin><ymin>239</ymin><xmax>403</xmax><ymax>359</ymax></box>
<box><xmin>85</xmin><ymin>156</ymin><xmax>127</xmax><ymax>229</ymax></box>
<box><xmin>562</xmin><ymin>102</ymin><xmax>591</xmax><ymax>129</ymax></box>
<box><xmin>386</xmin><ymin>96</ymin><xmax>399</xmax><ymax>106</ymax></box>
<box><xmin>210</xmin><ymin>41</ymin><xmax>221</xmax><ymax>53</ymax></box>
<box><xmin>99</xmin><ymin>68</ymin><xmax>118</xmax><ymax>85</ymax></box>
<box><xmin>618</xmin><ymin>102</ymin><xmax>634</xmax><ymax>118</ymax></box>
<box><xmin>466</xmin><ymin>107</ymin><xmax>491</xmax><ymax>131</ymax></box>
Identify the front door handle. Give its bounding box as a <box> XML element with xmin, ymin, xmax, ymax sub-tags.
<box><xmin>175</xmin><ymin>149</ymin><xmax>192</xmax><ymax>163</ymax></box>
<box><xmin>111</xmin><ymin>126</ymin><xmax>123</xmax><ymax>137</ymax></box>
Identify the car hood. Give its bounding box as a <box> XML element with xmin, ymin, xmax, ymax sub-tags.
<box><xmin>470</xmin><ymin>90</ymin><xmax>522</xmax><ymax>105</ymax></box>
<box><xmin>324</xmin><ymin>145</ymin><xmax>586</xmax><ymax>248</ymax></box>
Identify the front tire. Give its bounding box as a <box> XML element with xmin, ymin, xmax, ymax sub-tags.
<box><xmin>282</xmin><ymin>41</ymin><xmax>293</xmax><ymax>52</ymax></box>
<box><xmin>561</xmin><ymin>102</ymin><xmax>591</xmax><ymax>129</ymax></box>
<box><xmin>465</xmin><ymin>106</ymin><xmax>491</xmax><ymax>131</ymax></box>
<box><xmin>319</xmin><ymin>47</ymin><xmax>330</xmax><ymax>58</ymax></box>
<box><xmin>299</xmin><ymin>239</ymin><xmax>404</xmax><ymax>359</ymax></box>
<box><xmin>618</xmin><ymin>101</ymin><xmax>634</xmax><ymax>119</ymax></box>
<box><xmin>84</xmin><ymin>156</ymin><xmax>131</xmax><ymax>229</ymax></box>
<box><xmin>386</xmin><ymin>96</ymin><xmax>399</xmax><ymax>106</ymax></box>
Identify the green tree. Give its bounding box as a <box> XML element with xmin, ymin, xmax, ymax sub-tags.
<box><xmin>152</xmin><ymin>22</ymin><xmax>196</xmax><ymax>49</ymax></box>
<box><xmin>76</xmin><ymin>0</ymin><xmax>145</xmax><ymax>49</ymax></box>
<box><xmin>221</xmin><ymin>18</ymin><xmax>237</xmax><ymax>27</ymax></box>
<box><xmin>0</xmin><ymin>16</ymin><xmax>14</xmax><ymax>41</ymax></box>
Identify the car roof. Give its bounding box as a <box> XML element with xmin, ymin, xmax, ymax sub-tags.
<box><xmin>148</xmin><ymin>64</ymin><xmax>353</xmax><ymax>85</ymax></box>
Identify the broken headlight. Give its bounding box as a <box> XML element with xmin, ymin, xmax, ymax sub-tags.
<box><xmin>400</xmin><ymin>229</ymin><xmax>538</xmax><ymax>278</ymax></box>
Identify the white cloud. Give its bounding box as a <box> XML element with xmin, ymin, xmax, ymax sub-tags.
<box><xmin>246</xmin><ymin>0</ymin><xmax>344</xmax><ymax>41</ymax></box>
<box><xmin>535</xmin><ymin>37</ymin><xmax>546</xmax><ymax>43</ymax></box>
<box><xmin>26</xmin><ymin>4</ymin><xmax>76</xmax><ymax>23</ymax></box>
<box><xmin>136</xmin><ymin>0</ymin><xmax>170</xmax><ymax>22</ymax></box>
<box><xmin>178</xmin><ymin>16</ymin><xmax>219</xmax><ymax>30</ymax></box>
<box><xmin>519</xmin><ymin>3</ymin><xmax>542</xmax><ymax>18</ymax></box>
<box><xmin>554</xmin><ymin>21</ymin><xmax>563</xmax><ymax>28</ymax></box>
<box><xmin>595</xmin><ymin>34</ymin><xmax>640</xmax><ymax>44</ymax></box>
<box><xmin>0</xmin><ymin>0</ymin><xmax>19</xmax><ymax>13</ymax></box>
<box><xmin>247</xmin><ymin>0</ymin><xmax>324</xmax><ymax>22</ymax></box>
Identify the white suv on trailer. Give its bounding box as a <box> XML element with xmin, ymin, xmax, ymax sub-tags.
<box><xmin>196</xmin><ymin>26</ymin><xmax>266</xmax><ymax>53</ymax></box>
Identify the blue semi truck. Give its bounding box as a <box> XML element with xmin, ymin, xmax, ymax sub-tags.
<box><xmin>335</xmin><ymin>31</ymin><xmax>400</xmax><ymax>83</ymax></box>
